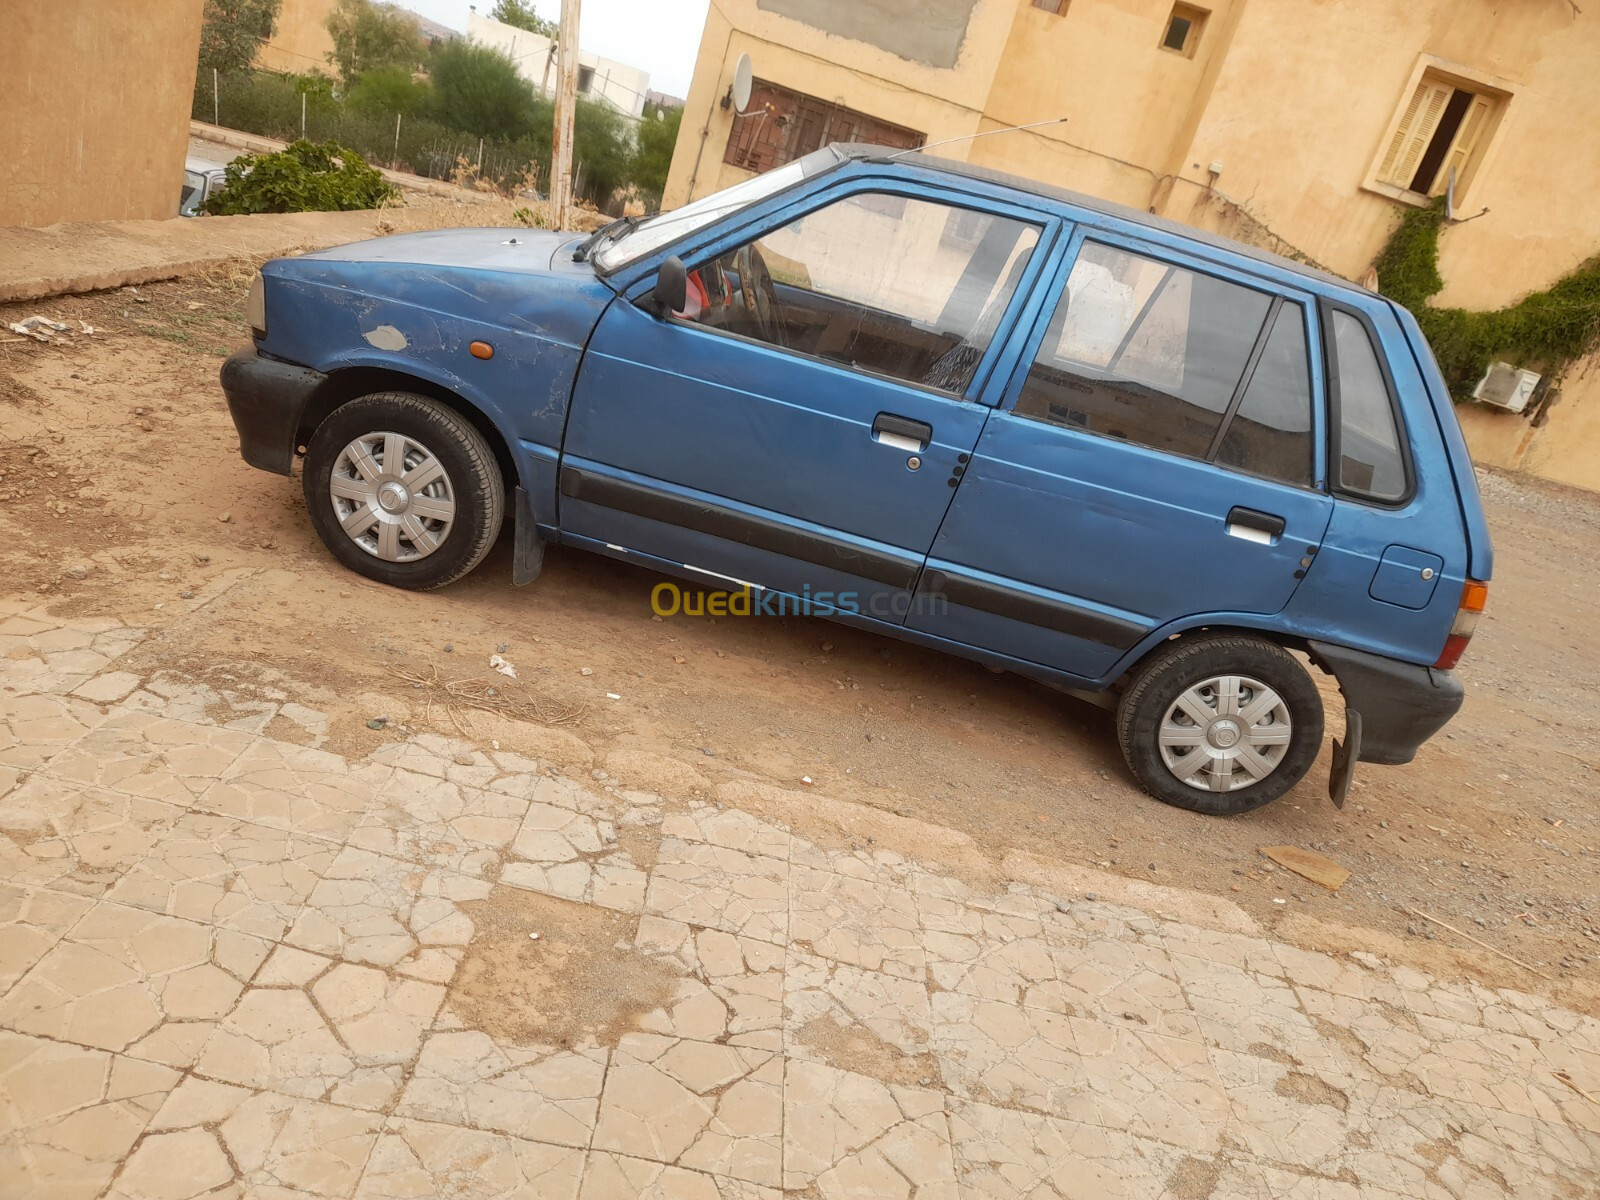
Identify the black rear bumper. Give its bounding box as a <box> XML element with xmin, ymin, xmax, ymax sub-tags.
<box><xmin>1308</xmin><ymin>640</ymin><xmax>1463</xmax><ymax>765</ymax></box>
<box><xmin>220</xmin><ymin>346</ymin><xmax>325</xmax><ymax>475</ymax></box>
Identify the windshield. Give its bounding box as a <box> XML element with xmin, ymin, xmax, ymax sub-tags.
<box><xmin>180</xmin><ymin>170</ymin><xmax>205</xmax><ymax>217</ymax></box>
<box><xmin>593</xmin><ymin>150</ymin><xmax>840</xmax><ymax>272</ymax></box>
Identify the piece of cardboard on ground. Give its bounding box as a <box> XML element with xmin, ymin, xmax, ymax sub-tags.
<box><xmin>1261</xmin><ymin>844</ymin><xmax>1351</xmax><ymax>890</ymax></box>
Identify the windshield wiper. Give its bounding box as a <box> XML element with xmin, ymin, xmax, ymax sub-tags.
<box><xmin>572</xmin><ymin>214</ymin><xmax>649</xmax><ymax>263</ymax></box>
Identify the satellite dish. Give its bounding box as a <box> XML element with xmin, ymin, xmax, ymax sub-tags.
<box><xmin>731</xmin><ymin>53</ymin><xmax>753</xmax><ymax>113</ymax></box>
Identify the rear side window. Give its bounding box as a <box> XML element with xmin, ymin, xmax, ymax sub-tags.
<box><xmin>1213</xmin><ymin>305</ymin><xmax>1313</xmax><ymax>487</ymax></box>
<box><xmin>1016</xmin><ymin>242</ymin><xmax>1306</xmax><ymax>470</ymax></box>
<box><xmin>1328</xmin><ymin>308</ymin><xmax>1408</xmax><ymax>501</ymax></box>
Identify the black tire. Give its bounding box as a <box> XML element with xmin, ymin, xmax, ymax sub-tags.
<box><xmin>301</xmin><ymin>392</ymin><xmax>504</xmax><ymax>590</ymax></box>
<box><xmin>1115</xmin><ymin>634</ymin><xmax>1323</xmax><ymax>815</ymax></box>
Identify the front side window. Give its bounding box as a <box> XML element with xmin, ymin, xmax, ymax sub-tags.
<box><xmin>1014</xmin><ymin>242</ymin><xmax>1279</xmax><ymax>463</ymax></box>
<box><xmin>677</xmin><ymin>193</ymin><xmax>1040</xmax><ymax>396</ymax></box>
<box><xmin>1328</xmin><ymin>309</ymin><xmax>1408</xmax><ymax>502</ymax></box>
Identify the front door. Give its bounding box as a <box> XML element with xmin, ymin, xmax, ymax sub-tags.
<box><xmin>909</xmin><ymin>234</ymin><xmax>1335</xmax><ymax>682</ymax></box>
<box><xmin>561</xmin><ymin>185</ymin><xmax>1049</xmax><ymax>620</ymax></box>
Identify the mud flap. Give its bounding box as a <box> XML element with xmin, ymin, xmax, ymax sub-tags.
<box><xmin>512</xmin><ymin>487</ymin><xmax>545</xmax><ymax>586</ymax></box>
<box><xmin>1328</xmin><ymin>707</ymin><xmax>1362</xmax><ymax>809</ymax></box>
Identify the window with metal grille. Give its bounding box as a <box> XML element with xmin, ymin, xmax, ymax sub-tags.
<box><xmin>723</xmin><ymin>80</ymin><xmax>924</xmax><ymax>174</ymax></box>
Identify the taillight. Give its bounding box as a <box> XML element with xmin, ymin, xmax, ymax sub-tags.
<box><xmin>1434</xmin><ymin>580</ymin><xmax>1488</xmax><ymax>670</ymax></box>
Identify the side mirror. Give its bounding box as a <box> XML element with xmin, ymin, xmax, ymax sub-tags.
<box><xmin>650</xmin><ymin>256</ymin><xmax>688</xmax><ymax>317</ymax></box>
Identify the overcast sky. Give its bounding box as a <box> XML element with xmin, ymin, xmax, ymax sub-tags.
<box><xmin>401</xmin><ymin>0</ymin><xmax>711</xmax><ymax>97</ymax></box>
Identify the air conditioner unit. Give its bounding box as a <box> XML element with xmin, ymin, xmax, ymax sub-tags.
<box><xmin>1472</xmin><ymin>362</ymin><xmax>1540</xmax><ymax>413</ymax></box>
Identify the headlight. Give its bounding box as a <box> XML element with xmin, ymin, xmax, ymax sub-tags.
<box><xmin>247</xmin><ymin>273</ymin><xmax>267</xmax><ymax>339</ymax></box>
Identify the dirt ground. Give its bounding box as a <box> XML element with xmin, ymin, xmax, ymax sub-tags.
<box><xmin>3</xmin><ymin>266</ymin><xmax>1598</xmax><ymax>1010</ymax></box>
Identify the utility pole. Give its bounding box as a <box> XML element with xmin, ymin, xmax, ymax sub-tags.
<box><xmin>550</xmin><ymin>0</ymin><xmax>581</xmax><ymax>228</ymax></box>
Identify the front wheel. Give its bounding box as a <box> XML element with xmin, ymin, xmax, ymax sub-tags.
<box><xmin>301</xmin><ymin>392</ymin><xmax>504</xmax><ymax>590</ymax></box>
<box><xmin>1115</xmin><ymin>635</ymin><xmax>1324</xmax><ymax>815</ymax></box>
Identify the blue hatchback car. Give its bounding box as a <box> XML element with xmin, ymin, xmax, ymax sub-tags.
<box><xmin>221</xmin><ymin>145</ymin><xmax>1492</xmax><ymax>815</ymax></box>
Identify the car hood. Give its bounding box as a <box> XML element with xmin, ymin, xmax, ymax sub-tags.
<box><xmin>296</xmin><ymin>227</ymin><xmax>585</xmax><ymax>274</ymax></box>
<box><xmin>263</xmin><ymin>227</ymin><xmax>615</xmax><ymax>353</ymax></box>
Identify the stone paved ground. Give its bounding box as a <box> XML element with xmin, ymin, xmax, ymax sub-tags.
<box><xmin>2</xmin><ymin>598</ymin><xmax>1599</xmax><ymax>1199</ymax></box>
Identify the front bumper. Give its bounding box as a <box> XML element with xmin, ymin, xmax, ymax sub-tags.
<box><xmin>220</xmin><ymin>346</ymin><xmax>326</xmax><ymax>475</ymax></box>
<box><xmin>1308</xmin><ymin>640</ymin><xmax>1464</xmax><ymax>765</ymax></box>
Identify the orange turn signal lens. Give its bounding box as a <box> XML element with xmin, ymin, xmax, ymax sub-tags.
<box><xmin>1460</xmin><ymin>580</ymin><xmax>1489</xmax><ymax>613</ymax></box>
<box><xmin>469</xmin><ymin>341</ymin><xmax>494</xmax><ymax>359</ymax></box>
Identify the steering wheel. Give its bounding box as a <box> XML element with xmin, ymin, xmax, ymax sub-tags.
<box><xmin>732</xmin><ymin>243</ymin><xmax>789</xmax><ymax>349</ymax></box>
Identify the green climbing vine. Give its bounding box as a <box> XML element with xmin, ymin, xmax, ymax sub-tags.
<box><xmin>1373</xmin><ymin>198</ymin><xmax>1600</xmax><ymax>401</ymax></box>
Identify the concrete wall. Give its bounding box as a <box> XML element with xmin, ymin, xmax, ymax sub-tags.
<box><xmin>663</xmin><ymin>0</ymin><xmax>1600</xmax><ymax>491</ymax></box>
<box><xmin>259</xmin><ymin>0</ymin><xmax>337</xmax><ymax>75</ymax></box>
<box><xmin>467</xmin><ymin>13</ymin><xmax>651</xmax><ymax>118</ymax></box>
<box><xmin>0</xmin><ymin>0</ymin><xmax>206</xmax><ymax>228</ymax></box>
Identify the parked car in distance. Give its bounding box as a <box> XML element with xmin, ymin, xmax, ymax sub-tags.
<box><xmin>181</xmin><ymin>157</ymin><xmax>229</xmax><ymax>217</ymax></box>
<box><xmin>219</xmin><ymin>144</ymin><xmax>1492</xmax><ymax>815</ymax></box>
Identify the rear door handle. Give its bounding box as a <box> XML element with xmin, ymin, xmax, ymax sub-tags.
<box><xmin>1226</xmin><ymin>506</ymin><xmax>1286</xmax><ymax>544</ymax></box>
<box><xmin>873</xmin><ymin>412</ymin><xmax>932</xmax><ymax>452</ymax></box>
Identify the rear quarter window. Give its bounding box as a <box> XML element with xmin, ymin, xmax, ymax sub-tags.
<box><xmin>1327</xmin><ymin>307</ymin><xmax>1409</xmax><ymax>502</ymax></box>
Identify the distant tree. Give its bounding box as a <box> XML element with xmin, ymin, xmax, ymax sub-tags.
<box><xmin>631</xmin><ymin>105</ymin><xmax>682</xmax><ymax>208</ymax></box>
<box><xmin>427</xmin><ymin>38</ymin><xmax>539</xmax><ymax>141</ymax></box>
<box><xmin>490</xmin><ymin>0</ymin><xmax>557</xmax><ymax>38</ymax></box>
<box><xmin>325</xmin><ymin>0</ymin><xmax>427</xmax><ymax>86</ymax></box>
<box><xmin>572</xmin><ymin>97</ymin><xmax>633</xmax><ymax>206</ymax></box>
<box><xmin>198</xmin><ymin>0</ymin><xmax>282</xmax><ymax>75</ymax></box>
<box><xmin>345</xmin><ymin>65</ymin><xmax>432</xmax><ymax>116</ymax></box>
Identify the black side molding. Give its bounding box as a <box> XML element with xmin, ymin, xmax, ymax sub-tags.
<box><xmin>558</xmin><ymin>467</ymin><xmax>921</xmax><ymax>589</ymax></box>
<box><xmin>921</xmin><ymin>568</ymin><xmax>1149</xmax><ymax>651</ymax></box>
<box><xmin>1308</xmin><ymin>640</ymin><xmax>1463</xmax><ymax>765</ymax></box>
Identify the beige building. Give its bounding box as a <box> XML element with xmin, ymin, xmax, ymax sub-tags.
<box><xmin>664</xmin><ymin>0</ymin><xmax>1600</xmax><ymax>490</ymax></box>
<box><xmin>0</xmin><ymin>0</ymin><xmax>206</xmax><ymax>227</ymax></box>
<box><xmin>258</xmin><ymin>0</ymin><xmax>339</xmax><ymax>74</ymax></box>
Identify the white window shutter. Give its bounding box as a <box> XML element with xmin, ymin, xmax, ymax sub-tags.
<box><xmin>1432</xmin><ymin>93</ymin><xmax>1495</xmax><ymax>197</ymax></box>
<box><xmin>1378</xmin><ymin>79</ymin><xmax>1453</xmax><ymax>188</ymax></box>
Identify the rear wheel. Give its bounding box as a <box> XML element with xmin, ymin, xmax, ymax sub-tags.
<box><xmin>301</xmin><ymin>392</ymin><xmax>503</xmax><ymax>590</ymax></box>
<box><xmin>1115</xmin><ymin>635</ymin><xmax>1323</xmax><ymax>815</ymax></box>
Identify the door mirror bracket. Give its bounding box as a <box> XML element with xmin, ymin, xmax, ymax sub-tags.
<box><xmin>643</xmin><ymin>255</ymin><xmax>687</xmax><ymax>318</ymax></box>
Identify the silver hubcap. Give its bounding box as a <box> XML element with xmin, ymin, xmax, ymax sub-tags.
<box><xmin>1159</xmin><ymin>674</ymin><xmax>1293</xmax><ymax>792</ymax></box>
<box><xmin>330</xmin><ymin>432</ymin><xmax>456</xmax><ymax>562</ymax></box>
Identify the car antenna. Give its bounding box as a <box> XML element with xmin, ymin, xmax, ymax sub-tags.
<box><xmin>886</xmin><ymin>116</ymin><xmax>1069</xmax><ymax>161</ymax></box>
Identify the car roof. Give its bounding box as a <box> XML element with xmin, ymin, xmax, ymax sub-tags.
<box><xmin>835</xmin><ymin>143</ymin><xmax>1365</xmax><ymax>298</ymax></box>
<box><xmin>185</xmin><ymin>156</ymin><xmax>229</xmax><ymax>174</ymax></box>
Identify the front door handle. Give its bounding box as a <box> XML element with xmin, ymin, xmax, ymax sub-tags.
<box><xmin>873</xmin><ymin>412</ymin><xmax>932</xmax><ymax>452</ymax></box>
<box><xmin>1226</xmin><ymin>505</ymin><xmax>1286</xmax><ymax>544</ymax></box>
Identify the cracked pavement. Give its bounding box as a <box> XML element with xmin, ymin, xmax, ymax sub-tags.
<box><xmin>2</xmin><ymin>598</ymin><xmax>1599</xmax><ymax>1198</ymax></box>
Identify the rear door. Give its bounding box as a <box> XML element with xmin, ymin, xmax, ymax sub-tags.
<box><xmin>908</xmin><ymin>230</ymin><xmax>1335</xmax><ymax>682</ymax></box>
<box><xmin>561</xmin><ymin>183</ymin><xmax>1053</xmax><ymax>618</ymax></box>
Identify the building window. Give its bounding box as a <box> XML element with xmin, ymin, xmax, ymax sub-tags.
<box><xmin>724</xmin><ymin>79</ymin><xmax>924</xmax><ymax>174</ymax></box>
<box><xmin>1375</xmin><ymin>71</ymin><xmax>1504</xmax><ymax>200</ymax></box>
<box><xmin>1160</xmin><ymin>4</ymin><xmax>1207</xmax><ymax>56</ymax></box>
<box><xmin>1031</xmin><ymin>0</ymin><xmax>1069</xmax><ymax>13</ymax></box>
<box><xmin>577</xmin><ymin>65</ymin><xmax>595</xmax><ymax>94</ymax></box>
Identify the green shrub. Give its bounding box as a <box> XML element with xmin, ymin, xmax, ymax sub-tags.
<box><xmin>347</xmin><ymin>65</ymin><xmax>432</xmax><ymax>117</ymax></box>
<box><xmin>427</xmin><ymin>39</ymin><xmax>541</xmax><ymax>142</ymax></box>
<box><xmin>1375</xmin><ymin>199</ymin><xmax>1600</xmax><ymax>399</ymax></box>
<box><xmin>202</xmin><ymin>139</ymin><xmax>397</xmax><ymax>214</ymax></box>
